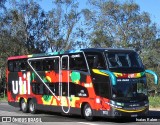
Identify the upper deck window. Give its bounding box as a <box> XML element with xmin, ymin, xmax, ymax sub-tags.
<box><xmin>85</xmin><ymin>52</ymin><xmax>105</xmax><ymax>69</ymax></box>
<box><xmin>69</xmin><ymin>53</ymin><xmax>88</xmax><ymax>71</ymax></box>
<box><xmin>106</xmin><ymin>52</ymin><xmax>143</xmax><ymax>68</ymax></box>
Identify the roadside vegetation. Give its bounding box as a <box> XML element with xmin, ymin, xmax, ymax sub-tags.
<box><xmin>149</xmin><ymin>96</ymin><xmax>160</xmax><ymax>108</ymax></box>
<box><xmin>0</xmin><ymin>96</ymin><xmax>7</xmax><ymax>102</ymax></box>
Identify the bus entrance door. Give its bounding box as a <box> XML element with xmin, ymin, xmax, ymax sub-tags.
<box><xmin>60</xmin><ymin>55</ymin><xmax>70</xmax><ymax>113</ymax></box>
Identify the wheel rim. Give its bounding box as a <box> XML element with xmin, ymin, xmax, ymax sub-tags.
<box><xmin>21</xmin><ymin>101</ymin><xmax>26</xmax><ymax>110</ymax></box>
<box><xmin>30</xmin><ymin>103</ymin><xmax>34</xmax><ymax>112</ymax></box>
<box><xmin>85</xmin><ymin>107</ymin><xmax>92</xmax><ymax>117</ymax></box>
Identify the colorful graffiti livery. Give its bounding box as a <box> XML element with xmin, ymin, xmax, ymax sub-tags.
<box><xmin>7</xmin><ymin>48</ymin><xmax>158</xmax><ymax>121</ymax></box>
<box><xmin>12</xmin><ymin>72</ymin><xmax>31</xmax><ymax>94</ymax></box>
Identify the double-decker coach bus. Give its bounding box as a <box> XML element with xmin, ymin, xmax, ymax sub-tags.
<box><xmin>7</xmin><ymin>48</ymin><xmax>158</xmax><ymax>120</ymax></box>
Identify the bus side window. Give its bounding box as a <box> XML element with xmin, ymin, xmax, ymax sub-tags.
<box><xmin>70</xmin><ymin>53</ymin><xmax>87</xmax><ymax>71</ymax></box>
<box><xmin>53</xmin><ymin>59</ymin><xmax>59</xmax><ymax>70</ymax></box>
<box><xmin>32</xmin><ymin>83</ymin><xmax>39</xmax><ymax>94</ymax></box>
<box><xmin>62</xmin><ymin>83</ymin><xmax>68</xmax><ymax>96</ymax></box>
<box><xmin>69</xmin><ymin>83</ymin><xmax>88</xmax><ymax>97</ymax></box>
<box><xmin>86</xmin><ymin>56</ymin><xmax>94</xmax><ymax>68</ymax></box>
<box><xmin>31</xmin><ymin>60</ymin><xmax>42</xmax><ymax>71</ymax></box>
<box><xmin>43</xmin><ymin>59</ymin><xmax>54</xmax><ymax>71</ymax></box>
<box><xmin>62</xmin><ymin>57</ymin><xmax>68</xmax><ymax>70</ymax></box>
<box><xmin>49</xmin><ymin>83</ymin><xmax>59</xmax><ymax>96</ymax></box>
<box><xmin>32</xmin><ymin>83</ymin><xmax>45</xmax><ymax>95</ymax></box>
<box><xmin>20</xmin><ymin>60</ymin><xmax>28</xmax><ymax>71</ymax></box>
<box><xmin>14</xmin><ymin>61</ymin><xmax>20</xmax><ymax>72</ymax></box>
<box><xmin>107</xmin><ymin>54</ymin><xmax>118</xmax><ymax>67</ymax></box>
<box><xmin>43</xmin><ymin>83</ymin><xmax>50</xmax><ymax>94</ymax></box>
<box><xmin>8</xmin><ymin>61</ymin><xmax>14</xmax><ymax>72</ymax></box>
<box><xmin>86</xmin><ymin>52</ymin><xmax>105</xmax><ymax>69</ymax></box>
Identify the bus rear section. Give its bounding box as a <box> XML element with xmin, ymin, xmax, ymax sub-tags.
<box><xmin>7</xmin><ymin>48</ymin><xmax>158</xmax><ymax>121</ymax></box>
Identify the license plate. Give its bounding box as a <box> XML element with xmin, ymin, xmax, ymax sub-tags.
<box><xmin>131</xmin><ymin>114</ymin><xmax>138</xmax><ymax>117</ymax></box>
<box><xmin>103</xmin><ymin>111</ymin><xmax>108</xmax><ymax>115</ymax></box>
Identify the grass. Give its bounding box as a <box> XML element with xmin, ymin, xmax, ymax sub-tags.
<box><xmin>149</xmin><ymin>96</ymin><xmax>160</xmax><ymax>108</ymax></box>
<box><xmin>0</xmin><ymin>96</ymin><xmax>7</xmax><ymax>102</ymax></box>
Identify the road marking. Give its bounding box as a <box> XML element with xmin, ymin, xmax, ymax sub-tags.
<box><xmin>77</xmin><ymin>122</ymin><xmax>99</xmax><ymax>125</ymax></box>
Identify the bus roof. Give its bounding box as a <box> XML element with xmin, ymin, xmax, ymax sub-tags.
<box><xmin>8</xmin><ymin>48</ymin><xmax>135</xmax><ymax>60</ymax></box>
<box><xmin>81</xmin><ymin>48</ymin><xmax>135</xmax><ymax>53</ymax></box>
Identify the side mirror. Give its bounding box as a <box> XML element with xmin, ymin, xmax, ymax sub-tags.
<box><xmin>145</xmin><ymin>70</ymin><xmax>158</xmax><ymax>85</ymax></box>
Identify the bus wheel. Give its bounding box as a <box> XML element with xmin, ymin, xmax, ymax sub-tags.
<box><xmin>29</xmin><ymin>99</ymin><xmax>37</xmax><ymax>114</ymax></box>
<box><xmin>83</xmin><ymin>103</ymin><xmax>94</xmax><ymax>121</ymax></box>
<box><xmin>20</xmin><ymin>99</ymin><xmax>28</xmax><ymax>113</ymax></box>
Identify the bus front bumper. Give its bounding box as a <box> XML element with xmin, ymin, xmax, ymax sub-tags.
<box><xmin>92</xmin><ymin>106</ymin><xmax>149</xmax><ymax>118</ymax></box>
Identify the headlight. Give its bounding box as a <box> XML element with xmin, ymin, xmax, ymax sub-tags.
<box><xmin>109</xmin><ymin>100</ymin><xmax>123</xmax><ymax>108</ymax></box>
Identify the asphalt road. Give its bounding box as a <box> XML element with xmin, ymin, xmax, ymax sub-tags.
<box><xmin>0</xmin><ymin>102</ymin><xmax>160</xmax><ymax>125</ymax></box>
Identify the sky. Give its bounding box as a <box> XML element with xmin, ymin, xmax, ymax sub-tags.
<box><xmin>135</xmin><ymin>0</ymin><xmax>160</xmax><ymax>26</ymax></box>
<box><xmin>39</xmin><ymin>0</ymin><xmax>160</xmax><ymax>27</ymax></box>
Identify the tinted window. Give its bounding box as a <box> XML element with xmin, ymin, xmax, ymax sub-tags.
<box><xmin>8</xmin><ymin>61</ymin><xmax>14</xmax><ymax>72</ymax></box>
<box><xmin>63</xmin><ymin>83</ymin><xmax>89</xmax><ymax>97</ymax></box>
<box><xmin>49</xmin><ymin>83</ymin><xmax>59</xmax><ymax>95</ymax></box>
<box><xmin>43</xmin><ymin>59</ymin><xmax>54</xmax><ymax>71</ymax></box>
<box><xmin>14</xmin><ymin>61</ymin><xmax>20</xmax><ymax>72</ymax></box>
<box><xmin>85</xmin><ymin>52</ymin><xmax>105</xmax><ymax>69</ymax></box>
<box><xmin>8</xmin><ymin>60</ymin><xmax>29</xmax><ymax>72</ymax></box>
<box><xmin>32</xmin><ymin>82</ymin><xmax>88</xmax><ymax>97</ymax></box>
<box><xmin>62</xmin><ymin>57</ymin><xmax>68</xmax><ymax>70</ymax></box>
<box><xmin>20</xmin><ymin>60</ymin><xmax>28</xmax><ymax>71</ymax></box>
<box><xmin>32</xmin><ymin>83</ymin><xmax>59</xmax><ymax>95</ymax></box>
<box><xmin>69</xmin><ymin>53</ymin><xmax>87</xmax><ymax>71</ymax></box>
<box><xmin>43</xmin><ymin>58</ymin><xmax>60</xmax><ymax>71</ymax></box>
<box><xmin>31</xmin><ymin>60</ymin><xmax>43</xmax><ymax>71</ymax></box>
<box><xmin>106</xmin><ymin>52</ymin><xmax>143</xmax><ymax>68</ymax></box>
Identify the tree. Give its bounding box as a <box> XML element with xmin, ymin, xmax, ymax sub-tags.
<box><xmin>0</xmin><ymin>0</ymin><xmax>49</xmax><ymax>93</ymax></box>
<box><xmin>140</xmin><ymin>39</ymin><xmax>160</xmax><ymax>90</ymax></box>
<box><xmin>4</xmin><ymin>0</ymin><xmax>49</xmax><ymax>54</ymax></box>
<box><xmin>84</xmin><ymin>0</ymin><xmax>158</xmax><ymax>52</ymax></box>
<box><xmin>44</xmin><ymin>0</ymin><xmax>83</xmax><ymax>51</ymax></box>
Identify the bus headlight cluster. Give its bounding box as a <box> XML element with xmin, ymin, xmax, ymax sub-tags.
<box><xmin>108</xmin><ymin>100</ymin><xmax>123</xmax><ymax>108</ymax></box>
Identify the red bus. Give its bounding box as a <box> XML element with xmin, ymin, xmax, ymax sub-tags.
<box><xmin>7</xmin><ymin>48</ymin><xmax>158</xmax><ymax>120</ymax></box>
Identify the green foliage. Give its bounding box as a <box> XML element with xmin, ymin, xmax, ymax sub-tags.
<box><xmin>149</xmin><ymin>96</ymin><xmax>160</xmax><ymax>108</ymax></box>
<box><xmin>0</xmin><ymin>96</ymin><xmax>7</xmax><ymax>102</ymax></box>
<box><xmin>84</xmin><ymin>0</ymin><xmax>158</xmax><ymax>52</ymax></box>
<box><xmin>45</xmin><ymin>0</ymin><xmax>82</xmax><ymax>51</ymax></box>
<box><xmin>140</xmin><ymin>40</ymin><xmax>160</xmax><ymax>90</ymax></box>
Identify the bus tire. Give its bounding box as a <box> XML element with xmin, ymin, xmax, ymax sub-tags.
<box><xmin>29</xmin><ymin>99</ymin><xmax>37</xmax><ymax>114</ymax></box>
<box><xmin>20</xmin><ymin>99</ymin><xmax>28</xmax><ymax>113</ymax></box>
<box><xmin>83</xmin><ymin>103</ymin><xmax>94</xmax><ymax>121</ymax></box>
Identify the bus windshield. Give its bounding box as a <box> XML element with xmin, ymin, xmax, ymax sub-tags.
<box><xmin>106</xmin><ymin>52</ymin><xmax>144</xmax><ymax>70</ymax></box>
<box><xmin>112</xmin><ymin>78</ymin><xmax>147</xmax><ymax>102</ymax></box>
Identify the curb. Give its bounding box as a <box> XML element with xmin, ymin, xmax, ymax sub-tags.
<box><xmin>149</xmin><ymin>108</ymin><xmax>160</xmax><ymax>111</ymax></box>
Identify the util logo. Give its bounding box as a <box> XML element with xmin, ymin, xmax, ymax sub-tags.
<box><xmin>12</xmin><ymin>72</ymin><xmax>31</xmax><ymax>94</ymax></box>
